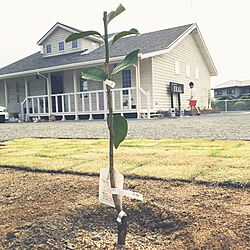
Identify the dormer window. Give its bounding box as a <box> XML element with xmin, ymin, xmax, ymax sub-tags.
<box><xmin>72</xmin><ymin>40</ymin><xmax>78</xmax><ymax>49</ymax></box>
<box><xmin>46</xmin><ymin>44</ymin><xmax>52</xmax><ymax>53</ymax></box>
<box><xmin>59</xmin><ymin>42</ymin><xmax>64</xmax><ymax>51</ymax></box>
<box><xmin>92</xmin><ymin>42</ymin><xmax>98</xmax><ymax>51</ymax></box>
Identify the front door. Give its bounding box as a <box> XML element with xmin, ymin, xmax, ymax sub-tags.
<box><xmin>51</xmin><ymin>73</ymin><xmax>64</xmax><ymax>112</ymax></box>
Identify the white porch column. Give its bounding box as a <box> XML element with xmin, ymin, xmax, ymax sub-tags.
<box><xmin>24</xmin><ymin>77</ymin><xmax>30</xmax><ymax>121</ymax></box>
<box><xmin>47</xmin><ymin>73</ymin><xmax>52</xmax><ymax>118</ymax></box>
<box><xmin>73</xmin><ymin>69</ymin><xmax>79</xmax><ymax>120</ymax></box>
<box><xmin>103</xmin><ymin>81</ymin><xmax>107</xmax><ymax>120</ymax></box>
<box><xmin>4</xmin><ymin>80</ymin><xmax>8</xmax><ymax>109</ymax></box>
<box><xmin>135</xmin><ymin>59</ymin><xmax>141</xmax><ymax>119</ymax></box>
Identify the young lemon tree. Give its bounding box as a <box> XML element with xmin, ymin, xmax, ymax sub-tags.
<box><xmin>66</xmin><ymin>4</ymin><xmax>139</xmax><ymax>247</ymax></box>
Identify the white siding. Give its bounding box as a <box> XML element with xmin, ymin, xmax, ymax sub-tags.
<box><xmin>140</xmin><ymin>58</ymin><xmax>153</xmax><ymax>109</ymax></box>
<box><xmin>42</xmin><ymin>27</ymin><xmax>100</xmax><ymax>57</ymax></box>
<box><xmin>27</xmin><ymin>76</ymin><xmax>46</xmax><ymax>97</ymax></box>
<box><xmin>152</xmin><ymin>33</ymin><xmax>211</xmax><ymax>110</ymax></box>
<box><xmin>4</xmin><ymin>78</ymin><xmax>25</xmax><ymax>114</ymax></box>
<box><xmin>0</xmin><ymin>81</ymin><xmax>5</xmax><ymax>106</ymax></box>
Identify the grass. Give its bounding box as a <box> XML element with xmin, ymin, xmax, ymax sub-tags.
<box><xmin>0</xmin><ymin>138</ymin><xmax>249</xmax><ymax>185</ymax></box>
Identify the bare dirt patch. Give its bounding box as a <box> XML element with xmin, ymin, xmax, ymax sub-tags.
<box><xmin>0</xmin><ymin>168</ymin><xmax>249</xmax><ymax>249</ymax></box>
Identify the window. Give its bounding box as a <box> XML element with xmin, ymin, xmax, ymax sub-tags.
<box><xmin>92</xmin><ymin>42</ymin><xmax>98</xmax><ymax>50</ymax></box>
<box><xmin>59</xmin><ymin>41</ymin><xmax>64</xmax><ymax>51</ymax></box>
<box><xmin>80</xmin><ymin>78</ymin><xmax>88</xmax><ymax>98</ymax></box>
<box><xmin>227</xmin><ymin>88</ymin><xmax>235</xmax><ymax>94</ymax></box>
<box><xmin>80</xmin><ymin>78</ymin><xmax>88</xmax><ymax>92</ymax></box>
<box><xmin>195</xmin><ymin>67</ymin><xmax>199</xmax><ymax>79</ymax></box>
<box><xmin>186</xmin><ymin>64</ymin><xmax>190</xmax><ymax>77</ymax></box>
<box><xmin>72</xmin><ymin>40</ymin><xmax>78</xmax><ymax>49</ymax></box>
<box><xmin>215</xmin><ymin>90</ymin><xmax>222</xmax><ymax>95</ymax></box>
<box><xmin>122</xmin><ymin>70</ymin><xmax>132</xmax><ymax>95</ymax></box>
<box><xmin>175</xmin><ymin>60</ymin><xmax>180</xmax><ymax>74</ymax></box>
<box><xmin>241</xmin><ymin>88</ymin><xmax>250</xmax><ymax>93</ymax></box>
<box><xmin>46</xmin><ymin>44</ymin><xmax>52</xmax><ymax>53</ymax></box>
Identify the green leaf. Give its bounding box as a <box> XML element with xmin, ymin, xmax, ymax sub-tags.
<box><xmin>111</xmin><ymin>49</ymin><xmax>140</xmax><ymax>75</ymax></box>
<box><xmin>65</xmin><ymin>31</ymin><xmax>103</xmax><ymax>43</ymax></box>
<box><xmin>107</xmin><ymin>4</ymin><xmax>125</xmax><ymax>24</ymax></box>
<box><xmin>81</xmin><ymin>67</ymin><xmax>107</xmax><ymax>81</ymax></box>
<box><xmin>113</xmin><ymin>115</ymin><xmax>128</xmax><ymax>149</ymax></box>
<box><xmin>112</xmin><ymin>28</ymin><xmax>139</xmax><ymax>45</ymax></box>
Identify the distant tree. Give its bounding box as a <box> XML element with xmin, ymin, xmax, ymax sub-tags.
<box><xmin>66</xmin><ymin>4</ymin><xmax>139</xmax><ymax>248</ymax></box>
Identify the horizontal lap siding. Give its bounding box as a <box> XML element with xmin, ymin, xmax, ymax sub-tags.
<box><xmin>152</xmin><ymin>34</ymin><xmax>211</xmax><ymax>110</ymax></box>
<box><xmin>27</xmin><ymin>76</ymin><xmax>46</xmax><ymax>97</ymax></box>
<box><xmin>42</xmin><ymin>27</ymin><xmax>98</xmax><ymax>57</ymax></box>
<box><xmin>0</xmin><ymin>81</ymin><xmax>4</xmax><ymax>106</ymax></box>
<box><xmin>5</xmin><ymin>78</ymin><xmax>25</xmax><ymax>113</ymax></box>
<box><xmin>112</xmin><ymin>66</ymin><xmax>137</xmax><ymax>110</ymax></box>
<box><xmin>140</xmin><ymin>59</ymin><xmax>153</xmax><ymax>109</ymax></box>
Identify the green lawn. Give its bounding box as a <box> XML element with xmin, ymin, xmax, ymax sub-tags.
<box><xmin>0</xmin><ymin>138</ymin><xmax>249</xmax><ymax>185</ymax></box>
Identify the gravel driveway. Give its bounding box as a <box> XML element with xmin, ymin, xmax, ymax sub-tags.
<box><xmin>0</xmin><ymin>112</ymin><xmax>250</xmax><ymax>141</ymax></box>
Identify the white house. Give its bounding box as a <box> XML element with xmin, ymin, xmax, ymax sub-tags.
<box><xmin>0</xmin><ymin>22</ymin><xmax>217</xmax><ymax>121</ymax></box>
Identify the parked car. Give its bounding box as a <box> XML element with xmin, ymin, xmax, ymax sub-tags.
<box><xmin>0</xmin><ymin>106</ymin><xmax>9</xmax><ymax>122</ymax></box>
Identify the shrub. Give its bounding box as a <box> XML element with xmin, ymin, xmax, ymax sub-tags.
<box><xmin>233</xmin><ymin>101</ymin><xmax>247</xmax><ymax>110</ymax></box>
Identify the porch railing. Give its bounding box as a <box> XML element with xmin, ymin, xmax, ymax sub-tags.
<box><xmin>21</xmin><ymin>87</ymin><xmax>151</xmax><ymax>120</ymax></box>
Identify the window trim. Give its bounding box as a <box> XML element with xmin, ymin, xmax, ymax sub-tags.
<box><xmin>46</xmin><ymin>44</ymin><xmax>52</xmax><ymax>53</ymax></box>
<box><xmin>215</xmin><ymin>90</ymin><xmax>222</xmax><ymax>96</ymax></box>
<box><xmin>59</xmin><ymin>41</ymin><xmax>64</xmax><ymax>51</ymax></box>
<box><xmin>122</xmin><ymin>69</ymin><xmax>132</xmax><ymax>95</ymax></box>
<box><xmin>72</xmin><ymin>40</ymin><xmax>78</xmax><ymax>49</ymax></box>
<box><xmin>80</xmin><ymin>78</ymin><xmax>88</xmax><ymax>98</ymax></box>
<box><xmin>91</xmin><ymin>42</ymin><xmax>98</xmax><ymax>51</ymax></box>
<box><xmin>227</xmin><ymin>88</ymin><xmax>235</xmax><ymax>94</ymax></box>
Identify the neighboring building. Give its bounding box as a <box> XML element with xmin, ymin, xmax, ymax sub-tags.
<box><xmin>0</xmin><ymin>22</ymin><xmax>217</xmax><ymax>120</ymax></box>
<box><xmin>213</xmin><ymin>80</ymin><xmax>250</xmax><ymax>99</ymax></box>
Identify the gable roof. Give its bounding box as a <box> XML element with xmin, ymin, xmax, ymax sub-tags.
<box><xmin>37</xmin><ymin>22</ymin><xmax>102</xmax><ymax>45</ymax></box>
<box><xmin>213</xmin><ymin>80</ymin><xmax>250</xmax><ymax>89</ymax></box>
<box><xmin>0</xmin><ymin>23</ymin><xmax>217</xmax><ymax>78</ymax></box>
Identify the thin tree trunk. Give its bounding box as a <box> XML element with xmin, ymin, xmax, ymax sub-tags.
<box><xmin>103</xmin><ymin>11</ymin><xmax>128</xmax><ymax>247</ymax></box>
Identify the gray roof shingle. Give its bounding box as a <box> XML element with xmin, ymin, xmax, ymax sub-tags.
<box><xmin>0</xmin><ymin>23</ymin><xmax>193</xmax><ymax>76</ymax></box>
<box><xmin>213</xmin><ymin>80</ymin><xmax>250</xmax><ymax>89</ymax></box>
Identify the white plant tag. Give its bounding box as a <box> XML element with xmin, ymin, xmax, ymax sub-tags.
<box><xmin>104</xmin><ymin>79</ymin><xmax>116</xmax><ymax>88</ymax></box>
<box><xmin>99</xmin><ymin>168</ymin><xmax>124</xmax><ymax>207</ymax></box>
<box><xmin>111</xmin><ymin>188</ymin><xmax>143</xmax><ymax>201</ymax></box>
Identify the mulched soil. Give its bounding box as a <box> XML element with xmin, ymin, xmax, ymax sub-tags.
<box><xmin>0</xmin><ymin>167</ymin><xmax>249</xmax><ymax>250</ymax></box>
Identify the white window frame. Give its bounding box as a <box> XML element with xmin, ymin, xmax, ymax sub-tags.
<box><xmin>72</xmin><ymin>40</ymin><xmax>78</xmax><ymax>49</ymax></box>
<box><xmin>59</xmin><ymin>41</ymin><xmax>64</xmax><ymax>51</ymax></box>
<box><xmin>80</xmin><ymin>78</ymin><xmax>88</xmax><ymax>92</ymax></box>
<box><xmin>91</xmin><ymin>42</ymin><xmax>98</xmax><ymax>51</ymax></box>
<box><xmin>186</xmin><ymin>64</ymin><xmax>190</xmax><ymax>77</ymax></box>
<box><xmin>195</xmin><ymin>67</ymin><xmax>199</xmax><ymax>79</ymax></box>
<box><xmin>175</xmin><ymin>60</ymin><xmax>180</xmax><ymax>75</ymax></box>
<box><xmin>122</xmin><ymin>69</ymin><xmax>132</xmax><ymax>95</ymax></box>
<box><xmin>46</xmin><ymin>44</ymin><xmax>52</xmax><ymax>53</ymax></box>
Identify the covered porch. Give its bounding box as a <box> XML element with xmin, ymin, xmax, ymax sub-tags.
<box><xmin>1</xmin><ymin>62</ymin><xmax>152</xmax><ymax>121</ymax></box>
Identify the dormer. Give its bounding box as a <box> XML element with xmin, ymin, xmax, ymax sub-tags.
<box><xmin>37</xmin><ymin>22</ymin><xmax>103</xmax><ymax>57</ymax></box>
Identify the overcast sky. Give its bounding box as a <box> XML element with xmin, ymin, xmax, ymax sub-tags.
<box><xmin>0</xmin><ymin>0</ymin><xmax>249</xmax><ymax>86</ymax></box>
